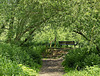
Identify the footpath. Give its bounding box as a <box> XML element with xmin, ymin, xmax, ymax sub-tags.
<box><xmin>39</xmin><ymin>57</ymin><xmax>65</xmax><ymax>76</ymax></box>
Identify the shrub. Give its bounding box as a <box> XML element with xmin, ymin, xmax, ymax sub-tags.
<box><xmin>62</xmin><ymin>47</ymin><xmax>100</xmax><ymax>70</ymax></box>
<box><xmin>21</xmin><ymin>46</ymin><xmax>42</xmax><ymax>68</ymax></box>
<box><xmin>62</xmin><ymin>48</ymin><xmax>88</xmax><ymax>69</ymax></box>
<box><xmin>0</xmin><ymin>43</ymin><xmax>42</xmax><ymax>70</ymax></box>
<box><xmin>0</xmin><ymin>55</ymin><xmax>28</xmax><ymax>76</ymax></box>
<box><xmin>84</xmin><ymin>53</ymin><xmax>100</xmax><ymax>66</ymax></box>
<box><xmin>64</xmin><ymin>65</ymin><xmax>100</xmax><ymax>76</ymax></box>
<box><xmin>33</xmin><ymin>45</ymin><xmax>47</xmax><ymax>55</ymax></box>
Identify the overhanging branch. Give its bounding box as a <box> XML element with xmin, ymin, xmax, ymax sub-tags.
<box><xmin>73</xmin><ymin>30</ymin><xmax>90</xmax><ymax>41</ymax></box>
<box><xmin>73</xmin><ymin>30</ymin><xmax>100</xmax><ymax>51</ymax></box>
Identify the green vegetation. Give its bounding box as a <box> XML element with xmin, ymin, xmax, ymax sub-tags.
<box><xmin>0</xmin><ymin>55</ymin><xmax>28</xmax><ymax>76</ymax></box>
<box><xmin>62</xmin><ymin>47</ymin><xmax>100</xmax><ymax>70</ymax></box>
<box><xmin>0</xmin><ymin>0</ymin><xmax>100</xmax><ymax>76</ymax></box>
<box><xmin>0</xmin><ymin>43</ymin><xmax>40</xmax><ymax>76</ymax></box>
<box><xmin>64</xmin><ymin>65</ymin><xmax>100</xmax><ymax>76</ymax></box>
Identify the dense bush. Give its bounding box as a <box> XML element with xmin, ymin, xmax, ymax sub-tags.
<box><xmin>84</xmin><ymin>53</ymin><xmax>100</xmax><ymax>66</ymax></box>
<box><xmin>64</xmin><ymin>65</ymin><xmax>100</xmax><ymax>76</ymax></box>
<box><xmin>62</xmin><ymin>47</ymin><xmax>100</xmax><ymax>70</ymax></box>
<box><xmin>21</xmin><ymin>46</ymin><xmax>42</xmax><ymax>67</ymax></box>
<box><xmin>0</xmin><ymin>55</ymin><xmax>28</xmax><ymax>76</ymax></box>
<box><xmin>62</xmin><ymin>48</ymin><xmax>88</xmax><ymax>69</ymax></box>
<box><xmin>0</xmin><ymin>43</ymin><xmax>42</xmax><ymax>70</ymax></box>
<box><xmin>33</xmin><ymin>45</ymin><xmax>47</xmax><ymax>55</ymax></box>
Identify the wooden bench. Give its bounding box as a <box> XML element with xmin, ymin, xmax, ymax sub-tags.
<box><xmin>59</xmin><ymin>41</ymin><xmax>77</xmax><ymax>47</ymax></box>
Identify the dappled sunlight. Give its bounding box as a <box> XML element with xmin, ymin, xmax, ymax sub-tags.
<box><xmin>19</xmin><ymin>64</ymin><xmax>38</xmax><ymax>76</ymax></box>
<box><xmin>0</xmin><ymin>0</ymin><xmax>100</xmax><ymax>76</ymax></box>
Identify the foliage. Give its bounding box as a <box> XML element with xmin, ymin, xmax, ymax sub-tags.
<box><xmin>64</xmin><ymin>0</ymin><xmax>100</xmax><ymax>51</ymax></box>
<box><xmin>62</xmin><ymin>47</ymin><xmax>100</xmax><ymax>70</ymax></box>
<box><xmin>64</xmin><ymin>65</ymin><xmax>100</xmax><ymax>76</ymax></box>
<box><xmin>84</xmin><ymin>53</ymin><xmax>100</xmax><ymax>66</ymax></box>
<box><xmin>0</xmin><ymin>0</ymin><xmax>99</xmax><ymax>48</ymax></box>
<box><xmin>19</xmin><ymin>64</ymin><xmax>39</xmax><ymax>76</ymax></box>
<box><xmin>21</xmin><ymin>46</ymin><xmax>42</xmax><ymax>67</ymax></box>
<box><xmin>33</xmin><ymin>45</ymin><xmax>47</xmax><ymax>55</ymax></box>
<box><xmin>0</xmin><ymin>0</ymin><xmax>100</xmax><ymax>75</ymax></box>
<box><xmin>62</xmin><ymin>48</ymin><xmax>88</xmax><ymax>70</ymax></box>
<box><xmin>0</xmin><ymin>42</ymin><xmax>42</xmax><ymax>70</ymax></box>
<box><xmin>0</xmin><ymin>55</ymin><xmax>28</xmax><ymax>76</ymax></box>
<box><xmin>0</xmin><ymin>0</ymin><xmax>67</xmax><ymax>45</ymax></box>
<box><xmin>33</xmin><ymin>25</ymin><xmax>82</xmax><ymax>46</ymax></box>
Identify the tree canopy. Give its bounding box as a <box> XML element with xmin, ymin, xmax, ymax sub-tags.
<box><xmin>0</xmin><ymin>0</ymin><xmax>100</xmax><ymax>51</ymax></box>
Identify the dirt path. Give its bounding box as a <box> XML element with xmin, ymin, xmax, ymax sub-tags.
<box><xmin>39</xmin><ymin>57</ymin><xmax>65</xmax><ymax>76</ymax></box>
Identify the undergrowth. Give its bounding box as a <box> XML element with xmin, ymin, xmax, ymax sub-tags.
<box><xmin>64</xmin><ymin>65</ymin><xmax>100</xmax><ymax>76</ymax></box>
<box><xmin>63</xmin><ymin>46</ymin><xmax>100</xmax><ymax>76</ymax></box>
<box><xmin>0</xmin><ymin>42</ymin><xmax>42</xmax><ymax>76</ymax></box>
